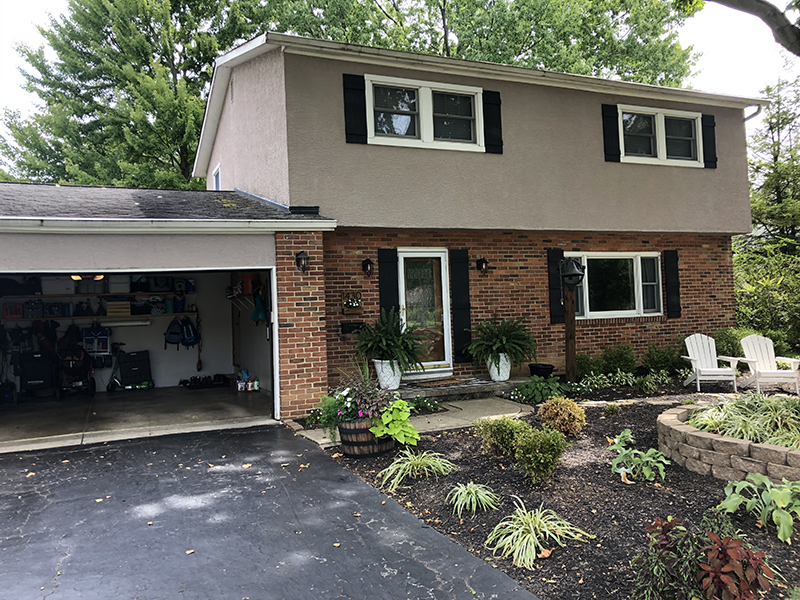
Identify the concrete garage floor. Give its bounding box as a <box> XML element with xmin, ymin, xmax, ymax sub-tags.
<box><xmin>0</xmin><ymin>386</ymin><xmax>276</xmax><ymax>454</ymax></box>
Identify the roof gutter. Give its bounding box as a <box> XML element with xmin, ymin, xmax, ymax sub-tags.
<box><xmin>0</xmin><ymin>216</ymin><xmax>337</xmax><ymax>235</ymax></box>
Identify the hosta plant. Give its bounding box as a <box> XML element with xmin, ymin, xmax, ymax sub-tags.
<box><xmin>376</xmin><ymin>448</ymin><xmax>454</xmax><ymax>491</ymax></box>
<box><xmin>611</xmin><ymin>447</ymin><xmax>670</xmax><ymax>483</ymax></box>
<box><xmin>718</xmin><ymin>473</ymin><xmax>800</xmax><ymax>544</ymax></box>
<box><xmin>511</xmin><ymin>375</ymin><xmax>569</xmax><ymax>405</ymax></box>
<box><xmin>484</xmin><ymin>496</ymin><xmax>591</xmax><ymax>569</ymax></box>
<box><xmin>445</xmin><ymin>482</ymin><xmax>500</xmax><ymax>518</ymax></box>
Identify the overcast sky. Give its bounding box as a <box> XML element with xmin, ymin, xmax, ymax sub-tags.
<box><xmin>0</xmin><ymin>1</ymin><xmax>798</xmax><ymax>121</ymax></box>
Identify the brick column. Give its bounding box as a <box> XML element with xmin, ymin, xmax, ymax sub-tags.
<box><xmin>275</xmin><ymin>232</ymin><xmax>327</xmax><ymax>419</ymax></box>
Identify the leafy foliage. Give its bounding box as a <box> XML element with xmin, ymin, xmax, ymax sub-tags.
<box><xmin>369</xmin><ymin>399</ymin><xmax>420</xmax><ymax>445</ymax></box>
<box><xmin>601</xmin><ymin>343</ymin><xmax>637</xmax><ymax>375</ymax></box>
<box><xmin>576</xmin><ymin>353</ymin><xmax>604</xmax><ymax>380</ymax></box>
<box><xmin>697</xmin><ymin>532</ymin><xmax>775</xmax><ymax>600</ymax></box>
<box><xmin>355</xmin><ymin>307</ymin><xmax>427</xmax><ymax>372</ymax></box>
<box><xmin>536</xmin><ymin>396</ymin><xmax>586</xmax><ymax>436</ymax></box>
<box><xmin>688</xmin><ymin>394</ymin><xmax>800</xmax><ymax>451</ymax></box>
<box><xmin>484</xmin><ymin>496</ymin><xmax>590</xmax><ymax>569</ymax></box>
<box><xmin>636</xmin><ymin>369</ymin><xmax>673</xmax><ymax>395</ymax></box>
<box><xmin>608</xmin><ymin>428</ymin><xmax>669</xmax><ymax>482</ymax></box>
<box><xmin>580</xmin><ymin>371</ymin><xmax>612</xmax><ymax>392</ymax></box>
<box><xmin>719</xmin><ymin>473</ymin><xmax>800</xmax><ymax>544</ymax></box>
<box><xmin>642</xmin><ymin>341</ymin><xmax>684</xmax><ymax>375</ymax></box>
<box><xmin>604</xmin><ymin>403</ymin><xmax>620</xmax><ymax>415</ymax></box>
<box><xmin>466</xmin><ymin>315</ymin><xmax>537</xmax><ymax>372</ymax></box>
<box><xmin>510</xmin><ymin>375</ymin><xmax>570</xmax><ymax>405</ymax></box>
<box><xmin>609</xmin><ymin>369</ymin><xmax>636</xmax><ymax>387</ymax></box>
<box><xmin>514</xmin><ymin>427</ymin><xmax>568</xmax><ymax>482</ymax></box>
<box><xmin>376</xmin><ymin>448</ymin><xmax>455</xmax><ymax>490</ymax></box>
<box><xmin>474</xmin><ymin>417</ymin><xmax>529</xmax><ymax>456</ymax></box>
<box><xmin>446</xmin><ymin>482</ymin><xmax>500</xmax><ymax>518</ymax></box>
<box><xmin>407</xmin><ymin>395</ymin><xmax>442</xmax><ymax>413</ymax></box>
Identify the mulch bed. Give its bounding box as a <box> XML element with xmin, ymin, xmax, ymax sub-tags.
<box><xmin>328</xmin><ymin>391</ymin><xmax>800</xmax><ymax>599</ymax></box>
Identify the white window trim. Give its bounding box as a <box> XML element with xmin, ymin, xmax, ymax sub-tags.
<box><xmin>566</xmin><ymin>251</ymin><xmax>663</xmax><ymax>319</ymax></box>
<box><xmin>212</xmin><ymin>163</ymin><xmax>221</xmax><ymax>190</ymax></box>
<box><xmin>365</xmin><ymin>74</ymin><xmax>485</xmax><ymax>153</ymax></box>
<box><xmin>397</xmin><ymin>247</ymin><xmax>454</xmax><ymax>379</ymax></box>
<box><xmin>617</xmin><ymin>104</ymin><xmax>704</xmax><ymax>168</ymax></box>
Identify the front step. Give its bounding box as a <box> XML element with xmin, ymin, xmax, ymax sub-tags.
<box><xmin>398</xmin><ymin>377</ymin><xmax>522</xmax><ymax>404</ymax></box>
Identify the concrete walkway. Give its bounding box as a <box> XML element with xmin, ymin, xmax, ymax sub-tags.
<box><xmin>296</xmin><ymin>397</ymin><xmax>535</xmax><ymax>448</ymax></box>
<box><xmin>0</xmin><ymin>424</ymin><xmax>538</xmax><ymax>600</ymax></box>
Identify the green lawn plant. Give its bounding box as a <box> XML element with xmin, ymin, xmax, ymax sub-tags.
<box><xmin>473</xmin><ymin>416</ymin><xmax>529</xmax><ymax>456</ymax></box>
<box><xmin>376</xmin><ymin>448</ymin><xmax>455</xmax><ymax>490</ymax></box>
<box><xmin>718</xmin><ymin>473</ymin><xmax>800</xmax><ymax>544</ymax></box>
<box><xmin>446</xmin><ymin>482</ymin><xmax>500</xmax><ymax>518</ymax></box>
<box><xmin>604</xmin><ymin>403</ymin><xmax>620</xmax><ymax>415</ymax></box>
<box><xmin>485</xmin><ymin>496</ymin><xmax>591</xmax><ymax>569</ymax></box>
<box><xmin>601</xmin><ymin>343</ymin><xmax>636</xmax><ymax>374</ymax></box>
<box><xmin>355</xmin><ymin>307</ymin><xmax>427</xmax><ymax>373</ymax></box>
<box><xmin>510</xmin><ymin>375</ymin><xmax>569</xmax><ymax>405</ymax></box>
<box><xmin>642</xmin><ymin>341</ymin><xmax>683</xmax><ymax>375</ymax></box>
<box><xmin>608</xmin><ymin>369</ymin><xmax>636</xmax><ymax>387</ymax></box>
<box><xmin>536</xmin><ymin>396</ymin><xmax>586</xmax><ymax>436</ymax></box>
<box><xmin>369</xmin><ymin>399</ymin><xmax>420</xmax><ymax>445</ymax></box>
<box><xmin>576</xmin><ymin>353</ymin><xmax>604</xmax><ymax>380</ymax></box>
<box><xmin>580</xmin><ymin>371</ymin><xmax>612</xmax><ymax>392</ymax></box>
<box><xmin>466</xmin><ymin>315</ymin><xmax>537</xmax><ymax>372</ymax></box>
<box><xmin>608</xmin><ymin>428</ymin><xmax>669</xmax><ymax>483</ymax></box>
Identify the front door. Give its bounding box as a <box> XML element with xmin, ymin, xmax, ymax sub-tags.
<box><xmin>398</xmin><ymin>248</ymin><xmax>452</xmax><ymax>378</ymax></box>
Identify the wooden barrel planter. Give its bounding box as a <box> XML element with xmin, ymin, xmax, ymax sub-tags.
<box><xmin>338</xmin><ymin>419</ymin><xmax>395</xmax><ymax>458</ymax></box>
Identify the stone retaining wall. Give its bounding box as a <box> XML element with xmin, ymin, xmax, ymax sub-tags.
<box><xmin>658</xmin><ymin>406</ymin><xmax>800</xmax><ymax>482</ymax></box>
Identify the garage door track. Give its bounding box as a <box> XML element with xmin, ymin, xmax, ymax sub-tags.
<box><xmin>0</xmin><ymin>424</ymin><xmax>538</xmax><ymax>599</ymax></box>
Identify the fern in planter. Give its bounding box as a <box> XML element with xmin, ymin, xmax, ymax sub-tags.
<box><xmin>355</xmin><ymin>307</ymin><xmax>427</xmax><ymax>373</ymax></box>
<box><xmin>466</xmin><ymin>315</ymin><xmax>537</xmax><ymax>372</ymax></box>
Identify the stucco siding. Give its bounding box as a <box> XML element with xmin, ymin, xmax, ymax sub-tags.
<box><xmin>282</xmin><ymin>54</ymin><xmax>750</xmax><ymax>234</ymax></box>
<box><xmin>207</xmin><ymin>48</ymin><xmax>291</xmax><ymax>205</ymax></box>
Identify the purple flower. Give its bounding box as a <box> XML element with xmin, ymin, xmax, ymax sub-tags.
<box><xmin>337</xmin><ymin>410</ymin><xmax>343</xmax><ymax>416</ymax></box>
<box><xmin>358</xmin><ymin>410</ymin><xmax>363</xmax><ymax>418</ymax></box>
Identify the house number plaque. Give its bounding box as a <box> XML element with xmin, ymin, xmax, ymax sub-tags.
<box><xmin>342</xmin><ymin>291</ymin><xmax>363</xmax><ymax>315</ymax></box>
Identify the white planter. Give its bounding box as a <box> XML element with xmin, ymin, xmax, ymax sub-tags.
<box><xmin>373</xmin><ymin>359</ymin><xmax>402</xmax><ymax>390</ymax></box>
<box><xmin>487</xmin><ymin>354</ymin><xmax>512</xmax><ymax>382</ymax></box>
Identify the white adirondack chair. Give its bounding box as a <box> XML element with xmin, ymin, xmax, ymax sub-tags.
<box><xmin>739</xmin><ymin>334</ymin><xmax>800</xmax><ymax>394</ymax></box>
<box><xmin>682</xmin><ymin>333</ymin><xmax>738</xmax><ymax>392</ymax></box>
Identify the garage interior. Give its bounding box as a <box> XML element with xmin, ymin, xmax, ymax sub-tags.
<box><xmin>0</xmin><ymin>269</ymin><xmax>277</xmax><ymax>453</ymax></box>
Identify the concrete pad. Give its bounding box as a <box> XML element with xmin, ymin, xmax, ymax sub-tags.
<box><xmin>299</xmin><ymin>396</ymin><xmax>533</xmax><ymax>448</ymax></box>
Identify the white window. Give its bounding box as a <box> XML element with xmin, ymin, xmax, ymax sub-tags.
<box><xmin>618</xmin><ymin>104</ymin><xmax>704</xmax><ymax>168</ymax></box>
<box><xmin>365</xmin><ymin>74</ymin><xmax>485</xmax><ymax>152</ymax></box>
<box><xmin>566</xmin><ymin>252</ymin><xmax>662</xmax><ymax>319</ymax></box>
<box><xmin>212</xmin><ymin>164</ymin><xmax>221</xmax><ymax>190</ymax></box>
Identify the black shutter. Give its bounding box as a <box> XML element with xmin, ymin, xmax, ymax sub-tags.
<box><xmin>548</xmin><ymin>248</ymin><xmax>565</xmax><ymax>324</ymax></box>
<box><xmin>343</xmin><ymin>74</ymin><xmax>367</xmax><ymax>144</ymax></box>
<box><xmin>601</xmin><ymin>104</ymin><xmax>621</xmax><ymax>163</ymax></box>
<box><xmin>483</xmin><ymin>91</ymin><xmax>503</xmax><ymax>154</ymax></box>
<box><xmin>378</xmin><ymin>249</ymin><xmax>399</xmax><ymax>315</ymax></box>
<box><xmin>702</xmin><ymin>114</ymin><xmax>717</xmax><ymax>169</ymax></box>
<box><xmin>450</xmin><ymin>249</ymin><xmax>472</xmax><ymax>363</ymax></box>
<box><xmin>664</xmin><ymin>250</ymin><xmax>681</xmax><ymax>319</ymax></box>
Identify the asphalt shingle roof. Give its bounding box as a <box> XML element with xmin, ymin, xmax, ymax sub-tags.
<box><xmin>0</xmin><ymin>182</ymin><xmax>329</xmax><ymax>221</ymax></box>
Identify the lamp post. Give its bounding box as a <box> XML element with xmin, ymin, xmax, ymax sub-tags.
<box><xmin>560</xmin><ymin>257</ymin><xmax>585</xmax><ymax>383</ymax></box>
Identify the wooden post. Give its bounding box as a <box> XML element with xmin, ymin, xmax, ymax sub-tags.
<box><xmin>565</xmin><ymin>284</ymin><xmax>577</xmax><ymax>383</ymax></box>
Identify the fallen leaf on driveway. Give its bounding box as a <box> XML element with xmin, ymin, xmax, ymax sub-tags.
<box><xmin>242</xmin><ymin>464</ymin><xmax>252</xmax><ymax>469</ymax></box>
<box><xmin>26</xmin><ymin>472</ymin><xmax>35</xmax><ymax>478</ymax></box>
<box><xmin>95</xmin><ymin>499</ymin><xmax>103</xmax><ymax>503</ymax></box>
<box><xmin>185</xmin><ymin>550</ymin><xmax>195</xmax><ymax>555</ymax></box>
<box><xmin>333</xmin><ymin>543</ymin><xmax>340</xmax><ymax>548</ymax></box>
<box><xmin>331</xmin><ymin>453</ymin><xmax>343</xmax><ymax>458</ymax></box>
<box><xmin>147</xmin><ymin>522</ymin><xmax>153</xmax><ymax>526</ymax></box>
<box><xmin>353</xmin><ymin>513</ymin><xmax>361</xmax><ymax>517</ymax></box>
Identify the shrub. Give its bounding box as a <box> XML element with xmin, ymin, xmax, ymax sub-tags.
<box><xmin>514</xmin><ymin>427</ymin><xmax>568</xmax><ymax>482</ymax></box>
<box><xmin>446</xmin><ymin>482</ymin><xmax>500</xmax><ymax>518</ymax></box>
<box><xmin>642</xmin><ymin>341</ymin><xmax>683</xmax><ymax>375</ymax></box>
<box><xmin>604</xmin><ymin>403</ymin><xmax>619</xmax><ymax>415</ymax></box>
<box><xmin>601</xmin><ymin>343</ymin><xmax>636</xmax><ymax>374</ymax></box>
<box><xmin>713</xmin><ymin>327</ymin><xmax>760</xmax><ymax>368</ymax></box>
<box><xmin>474</xmin><ymin>416</ymin><xmax>529</xmax><ymax>456</ymax></box>
<box><xmin>376</xmin><ymin>448</ymin><xmax>455</xmax><ymax>490</ymax></box>
<box><xmin>576</xmin><ymin>353</ymin><xmax>603</xmax><ymax>380</ymax></box>
<box><xmin>511</xmin><ymin>375</ymin><xmax>570</xmax><ymax>405</ymax></box>
<box><xmin>537</xmin><ymin>396</ymin><xmax>586</xmax><ymax>436</ymax></box>
<box><xmin>484</xmin><ymin>496</ymin><xmax>590</xmax><ymax>569</ymax></box>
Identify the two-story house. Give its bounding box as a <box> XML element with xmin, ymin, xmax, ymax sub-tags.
<box><xmin>191</xmin><ymin>32</ymin><xmax>761</xmax><ymax>419</ymax></box>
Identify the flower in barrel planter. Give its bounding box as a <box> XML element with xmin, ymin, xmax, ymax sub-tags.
<box><xmin>316</xmin><ymin>360</ymin><xmax>420</xmax><ymax>456</ymax></box>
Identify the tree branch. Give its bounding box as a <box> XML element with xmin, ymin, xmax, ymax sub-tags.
<box><xmin>708</xmin><ymin>0</ymin><xmax>800</xmax><ymax>56</ymax></box>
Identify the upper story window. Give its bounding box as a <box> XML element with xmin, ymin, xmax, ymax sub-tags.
<box><xmin>618</xmin><ymin>105</ymin><xmax>704</xmax><ymax>168</ymax></box>
<box><xmin>365</xmin><ymin>74</ymin><xmax>485</xmax><ymax>152</ymax></box>
<box><xmin>567</xmin><ymin>252</ymin><xmax>662</xmax><ymax>319</ymax></box>
<box><xmin>212</xmin><ymin>164</ymin><xmax>221</xmax><ymax>190</ymax></box>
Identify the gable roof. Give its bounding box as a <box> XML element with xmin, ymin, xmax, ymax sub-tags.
<box><xmin>0</xmin><ymin>182</ymin><xmax>336</xmax><ymax>234</ymax></box>
<box><xmin>193</xmin><ymin>32</ymin><xmax>767</xmax><ymax>178</ymax></box>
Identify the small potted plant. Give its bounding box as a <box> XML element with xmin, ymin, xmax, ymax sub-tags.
<box><xmin>355</xmin><ymin>307</ymin><xmax>427</xmax><ymax>389</ymax></box>
<box><xmin>316</xmin><ymin>361</ymin><xmax>419</xmax><ymax>456</ymax></box>
<box><xmin>466</xmin><ymin>315</ymin><xmax>538</xmax><ymax>381</ymax></box>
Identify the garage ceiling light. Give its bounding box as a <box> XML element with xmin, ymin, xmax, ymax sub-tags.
<box><xmin>71</xmin><ymin>274</ymin><xmax>105</xmax><ymax>281</ymax></box>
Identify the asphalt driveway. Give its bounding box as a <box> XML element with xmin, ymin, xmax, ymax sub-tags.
<box><xmin>0</xmin><ymin>424</ymin><xmax>538</xmax><ymax>600</ymax></box>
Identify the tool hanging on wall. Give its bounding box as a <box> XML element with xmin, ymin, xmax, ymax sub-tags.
<box><xmin>251</xmin><ymin>285</ymin><xmax>267</xmax><ymax>325</ymax></box>
<box><xmin>196</xmin><ymin>312</ymin><xmax>202</xmax><ymax>372</ymax></box>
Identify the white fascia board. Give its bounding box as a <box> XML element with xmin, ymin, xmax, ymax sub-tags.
<box><xmin>0</xmin><ymin>217</ymin><xmax>337</xmax><ymax>234</ymax></box>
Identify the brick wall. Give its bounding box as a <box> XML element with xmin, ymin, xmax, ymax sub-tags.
<box><xmin>274</xmin><ymin>232</ymin><xmax>327</xmax><ymax>419</ymax></box>
<box><xmin>323</xmin><ymin>228</ymin><xmax>735</xmax><ymax>388</ymax></box>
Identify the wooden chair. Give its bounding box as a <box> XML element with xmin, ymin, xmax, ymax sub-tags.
<box><xmin>682</xmin><ymin>333</ymin><xmax>738</xmax><ymax>392</ymax></box>
<box><xmin>739</xmin><ymin>334</ymin><xmax>800</xmax><ymax>394</ymax></box>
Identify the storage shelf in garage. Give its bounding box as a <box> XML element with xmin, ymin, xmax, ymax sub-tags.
<box><xmin>0</xmin><ymin>292</ymin><xmax>197</xmax><ymax>300</ymax></box>
<box><xmin>0</xmin><ymin>312</ymin><xmax>198</xmax><ymax>324</ymax></box>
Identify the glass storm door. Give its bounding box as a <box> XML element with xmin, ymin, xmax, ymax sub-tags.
<box><xmin>398</xmin><ymin>249</ymin><xmax>452</xmax><ymax>377</ymax></box>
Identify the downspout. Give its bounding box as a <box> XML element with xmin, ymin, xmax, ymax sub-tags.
<box><xmin>744</xmin><ymin>104</ymin><xmax>763</xmax><ymax>122</ymax></box>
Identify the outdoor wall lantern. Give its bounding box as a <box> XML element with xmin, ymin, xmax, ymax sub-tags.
<box><xmin>560</xmin><ymin>257</ymin><xmax>585</xmax><ymax>383</ymax></box>
<box><xmin>476</xmin><ymin>257</ymin><xmax>490</xmax><ymax>275</ymax></box>
<box><xmin>362</xmin><ymin>258</ymin><xmax>374</xmax><ymax>277</ymax></box>
<box><xmin>295</xmin><ymin>251</ymin><xmax>310</xmax><ymax>273</ymax></box>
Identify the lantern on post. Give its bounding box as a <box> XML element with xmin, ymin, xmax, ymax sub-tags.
<box><xmin>560</xmin><ymin>257</ymin><xmax>585</xmax><ymax>382</ymax></box>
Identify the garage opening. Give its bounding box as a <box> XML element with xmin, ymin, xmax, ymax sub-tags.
<box><xmin>0</xmin><ymin>269</ymin><xmax>278</xmax><ymax>450</ymax></box>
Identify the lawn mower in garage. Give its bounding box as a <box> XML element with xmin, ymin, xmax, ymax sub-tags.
<box><xmin>55</xmin><ymin>325</ymin><xmax>96</xmax><ymax>398</ymax></box>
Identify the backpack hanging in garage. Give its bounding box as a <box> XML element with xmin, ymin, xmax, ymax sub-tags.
<box><xmin>164</xmin><ymin>318</ymin><xmax>183</xmax><ymax>350</ymax></box>
<box><xmin>180</xmin><ymin>317</ymin><xmax>199</xmax><ymax>349</ymax></box>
